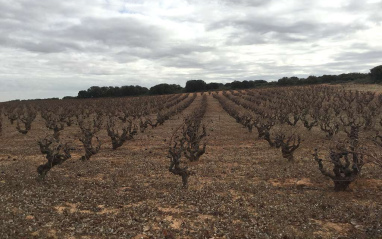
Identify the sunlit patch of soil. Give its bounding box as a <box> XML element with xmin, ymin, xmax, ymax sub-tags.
<box><xmin>353</xmin><ymin>178</ymin><xmax>382</xmax><ymax>189</ymax></box>
<box><xmin>158</xmin><ymin>207</ymin><xmax>183</xmax><ymax>214</ymax></box>
<box><xmin>77</xmin><ymin>173</ymin><xmax>105</xmax><ymax>181</ymax></box>
<box><xmin>197</xmin><ymin>214</ymin><xmax>214</xmax><ymax>221</ymax></box>
<box><xmin>132</xmin><ymin>234</ymin><xmax>149</xmax><ymax>239</ymax></box>
<box><xmin>54</xmin><ymin>203</ymin><xmax>119</xmax><ymax>215</ymax></box>
<box><xmin>268</xmin><ymin>177</ymin><xmax>314</xmax><ymax>187</ymax></box>
<box><xmin>25</xmin><ymin>215</ymin><xmax>35</xmax><ymax>220</ymax></box>
<box><xmin>164</xmin><ymin>215</ymin><xmax>183</xmax><ymax>230</ymax></box>
<box><xmin>311</xmin><ymin>219</ymin><xmax>353</xmax><ymax>237</ymax></box>
<box><xmin>31</xmin><ymin>229</ymin><xmax>58</xmax><ymax>239</ymax></box>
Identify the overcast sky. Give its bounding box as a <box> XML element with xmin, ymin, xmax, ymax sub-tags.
<box><xmin>0</xmin><ymin>0</ymin><xmax>381</xmax><ymax>101</ymax></box>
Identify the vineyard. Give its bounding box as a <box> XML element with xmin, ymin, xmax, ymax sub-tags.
<box><xmin>0</xmin><ymin>85</ymin><xmax>381</xmax><ymax>238</ymax></box>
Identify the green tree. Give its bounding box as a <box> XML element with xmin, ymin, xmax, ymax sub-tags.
<box><xmin>78</xmin><ymin>90</ymin><xmax>90</xmax><ymax>98</ymax></box>
<box><xmin>206</xmin><ymin>82</ymin><xmax>222</xmax><ymax>90</ymax></box>
<box><xmin>149</xmin><ymin>84</ymin><xmax>182</xmax><ymax>95</ymax></box>
<box><xmin>370</xmin><ymin>65</ymin><xmax>382</xmax><ymax>83</ymax></box>
<box><xmin>185</xmin><ymin>80</ymin><xmax>207</xmax><ymax>92</ymax></box>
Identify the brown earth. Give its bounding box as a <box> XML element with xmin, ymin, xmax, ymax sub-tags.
<box><xmin>0</xmin><ymin>93</ymin><xmax>381</xmax><ymax>238</ymax></box>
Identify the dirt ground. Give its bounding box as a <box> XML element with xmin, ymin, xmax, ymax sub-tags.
<box><xmin>0</xmin><ymin>92</ymin><xmax>381</xmax><ymax>238</ymax></box>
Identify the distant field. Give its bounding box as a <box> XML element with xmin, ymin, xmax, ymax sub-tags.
<box><xmin>342</xmin><ymin>83</ymin><xmax>382</xmax><ymax>93</ymax></box>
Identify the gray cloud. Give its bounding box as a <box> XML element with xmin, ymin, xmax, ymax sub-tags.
<box><xmin>208</xmin><ymin>15</ymin><xmax>369</xmax><ymax>45</ymax></box>
<box><xmin>60</xmin><ymin>17</ymin><xmax>167</xmax><ymax>49</ymax></box>
<box><xmin>0</xmin><ymin>0</ymin><xmax>381</xmax><ymax>101</ymax></box>
<box><xmin>216</xmin><ymin>0</ymin><xmax>273</xmax><ymax>7</ymax></box>
<box><xmin>335</xmin><ymin>50</ymin><xmax>382</xmax><ymax>62</ymax></box>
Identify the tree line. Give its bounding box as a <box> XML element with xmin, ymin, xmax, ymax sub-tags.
<box><xmin>74</xmin><ymin>65</ymin><xmax>382</xmax><ymax>99</ymax></box>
